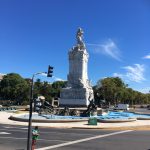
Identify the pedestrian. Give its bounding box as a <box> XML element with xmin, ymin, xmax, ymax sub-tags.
<box><xmin>32</xmin><ymin>126</ymin><xmax>39</xmax><ymax>150</ymax></box>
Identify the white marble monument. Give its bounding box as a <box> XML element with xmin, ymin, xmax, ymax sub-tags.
<box><xmin>60</xmin><ymin>28</ymin><xmax>94</xmax><ymax>107</ymax></box>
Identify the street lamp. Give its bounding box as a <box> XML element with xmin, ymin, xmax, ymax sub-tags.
<box><xmin>26</xmin><ymin>72</ymin><xmax>47</xmax><ymax>150</ymax></box>
<box><xmin>27</xmin><ymin>65</ymin><xmax>53</xmax><ymax>150</ymax></box>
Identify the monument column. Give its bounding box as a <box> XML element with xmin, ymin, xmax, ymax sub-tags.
<box><xmin>60</xmin><ymin>28</ymin><xmax>94</xmax><ymax>107</ymax></box>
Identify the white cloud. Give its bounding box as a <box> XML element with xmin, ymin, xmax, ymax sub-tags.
<box><xmin>39</xmin><ymin>73</ymin><xmax>64</xmax><ymax>81</ymax></box>
<box><xmin>87</xmin><ymin>39</ymin><xmax>121</xmax><ymax>61</ymax></box>
<box><xmin>0</xmin><ymin>73</ymin><xmax>6</xmax><ymax>75</ymax></box>
<box><xmin>113</xmin><ymin>73</ymin><xmax>124</xmax><ymax>78</ymax></box>
<box><xmin>142</xmin><ymin>54</ymin><xmax>150</xmax><ymax>59</ymax></box>
<box><xmin>37</xmin><ymin>73</ymin><xmax>65</xmax><ymax>82</ymax></box>
<box><xmin>135</xmin><ymin>87</ymin><xmax>150</xmax><ymax>94</ymax></box>
<box><xmin>113</xmin><ymin>64</ymin><xmax>145</xmax><ymax>83</ymax></box>
<box><xmin>40</xmin><ymin>72</ymin><xmax>47</xmax><ymax>76</ymax></box>
<box><xmin>52</xmin><ymin>76</ymin><xmax>65</xmax><ymax>81</ymax></box>
<box><xmin>123</xmin><ymin>64</ymin><xmax>145</xmax><ymax>82</ymax></box>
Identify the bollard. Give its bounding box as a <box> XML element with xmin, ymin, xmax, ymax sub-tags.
<box><xmin>31</xmin><ymin>126</ymin><xmax>39</xmax><ymax>150</ymax></box>
<box><xmin>88</xmin><ymin>117</ymin><xmax>97</xmax><ymax>125</ymax></box>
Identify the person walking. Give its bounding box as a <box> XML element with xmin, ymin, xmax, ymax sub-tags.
<box><xmin>32</xmin><ymin>126</ymin><xmax>39</xmax><ymax>150</ymax></box>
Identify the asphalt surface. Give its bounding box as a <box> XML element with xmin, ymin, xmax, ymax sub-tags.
<box><xmin>0</xmin><ymin>124</ymin><xmax>150</xmax><ymax>150</ymax></box>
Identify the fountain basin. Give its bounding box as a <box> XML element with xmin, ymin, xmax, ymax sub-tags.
<box><xmin>9</xmin><ymin>113</ymin><xmax>89</xmax><ymax>123</ymax></box>
<box><xmin>9</xmin><ymin>111</ymin><xmax>150</xmax><ymax>123</ymax></box>
<box><xmin>97</xmin><ymin>118</ymin><xmax>137</xmax><ymax>123</ymax></box>
<box><xmin>97</xmin><ymin>111</ymin><xmax>150</xmax><ymax>123</ymax></box>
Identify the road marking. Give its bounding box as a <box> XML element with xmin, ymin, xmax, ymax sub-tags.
<box><xmin>0</xmin><ymin>136</ymin><xmax>68</xmax><ymax>142</ymax></box>
<box><xmin>0</xmin><ymin>129</ymin><xmax>94</xmax><ymax>136</ymax></box>
<box><xmin>20</xmin><ymin>128</ymin><xmax>28</xmax><ymax>130</ymax></box>
<box><xmin>35</xmin><ymin>130</ymin><xmax>133</xmax><ymax>150</ymax></box>
<box><xmin>0</xmin><ymin>137</ymin><xmax>26</xmax><ymax>140</ymax></box>
<box><xmin>0</xmin><ymin>129</ymin><xmax>27</xmax><ymax>133</ymax></box>
<box><xmin>3</xmin><ymin>126</ymin><xmax>28</xmax><ymax>129</ymax></box>
<box><xmin>3</xmin><ymin>126</ymin><xmax>14</xmax><ymax>128</ymax></box>
<box><xmin>0</xmin><ymin>132</ymin><xmax>11</xmax><ymax>134</ymax></box>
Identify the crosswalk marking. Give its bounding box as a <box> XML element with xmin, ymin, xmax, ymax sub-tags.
<box><xmin>3</xmin><ymin>126</ymin><xmax>14</xmax><ymax>128</ymax></box>
<box><xmin>0</xmin><ymin>132</ymin><xmax>11</xmax><ymax>134</ymax></box>
<box><xmin>20</xmin><ymin>128</ymin><xmax>28</xmax><ymax>130</ymax></box>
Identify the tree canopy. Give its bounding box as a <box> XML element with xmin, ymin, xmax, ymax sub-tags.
<box><xmin>0</xmin><ymin>73</ymin><xmax>30</xmax><ymax>105</ymax></box>
<box><xmin>0</xmin><ymin>73</ymin><xmax>149</xmax><ymax>106</ymax></box>
<box><xmin>95</xmin><ymin>77</ymin><xmax>150</xmax><ymax>106</ymax></box>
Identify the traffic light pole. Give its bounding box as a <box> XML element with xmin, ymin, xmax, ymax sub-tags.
<box><xmin>27</xmin><ymin>74</ymin><xmax>34</xmax><ymax>150</ymax></box>
<box><xmin>27</xmin><ymin>68</ymin><xmax>53</xmax><ymax>150</ymax></box>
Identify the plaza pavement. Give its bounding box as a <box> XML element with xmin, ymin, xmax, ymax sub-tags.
<box><xmin>1</xmin><ymin>111</ymin><xmax>150</xmax><ymax>130</ymax></box>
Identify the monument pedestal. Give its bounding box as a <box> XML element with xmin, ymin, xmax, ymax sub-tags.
<box><xmin>59</xmin><ymin>99</ymin><xmax>89</xmax><ymax>107</ymax></box>
<box><xmin>60</xmin><ymin>87</ymin><xmax>93</xmax><ymax>107</ymax></box>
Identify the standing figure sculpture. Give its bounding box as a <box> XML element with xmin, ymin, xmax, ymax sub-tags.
<box><xmin>76</xmin><ymin>28</ymin><xmax>85</xmax><ymax>49</ymax></box>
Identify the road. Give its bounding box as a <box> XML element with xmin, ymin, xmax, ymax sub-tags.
<box><xmin>0</xmin><ymin>124</ymin><xmax>150</xmax><ymax>150</ymax></box>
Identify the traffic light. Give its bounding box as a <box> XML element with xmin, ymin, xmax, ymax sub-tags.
<box><xmin>47</xmin><ymin>65</ymin><xmax>53</xmax><ymax>77</ymax></box>
<box><xmin>34</xmin><ymin>98</ymin><xmax>41</xmax><ymax>112</ymax></box>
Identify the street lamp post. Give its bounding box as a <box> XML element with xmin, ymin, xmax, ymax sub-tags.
<box><xmin>27</xmin><ymin>72</ymin><xmax>47</xmax><ymax>150</ymax></box>
<box><xmin>27</xmin><ymin>73</ymin><xmax>34</xmax><ymax>150</ymax></box>
<box><xmin>26</xmin><ymin>65</ymin><xmax>53</xmax><ymax>150</ymax></box>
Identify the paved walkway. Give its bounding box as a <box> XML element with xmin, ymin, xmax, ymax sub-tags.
<box><xmin>1</xmin><ymin>111</ymin><xmax>150</xmax><ymax>130</ymax></box>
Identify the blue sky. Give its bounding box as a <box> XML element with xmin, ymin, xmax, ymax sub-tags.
<box><xmin>0</xmin><ymin>0</ymin><xmax>150</xmax><ymax>93</ymax></box>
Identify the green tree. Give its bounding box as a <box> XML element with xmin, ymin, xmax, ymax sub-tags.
<box><xmin>51</xmin><ymin>81</ymin><xmax>67</xmax><ymax>98</ymax></box>
<box><xmin>95</xmin><ymin>77</ymin><xmax>126</xmax><ymax>105</ymax></box>
<box><xmin>33</xmin><ymin>80</ymin><xmax>67</xmax><ymax>103</ymax></box>
<box><xmin>0</xmin><ymin>73</ymin><xmax>30</xmax><ymax>105</ymax></box>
